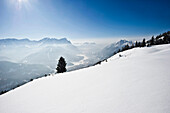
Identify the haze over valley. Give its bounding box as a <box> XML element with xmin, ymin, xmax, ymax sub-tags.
<box><xmin>0</xmin><ymin>37</ymin><xmax>134</xmax><ymax>92</ymax></box>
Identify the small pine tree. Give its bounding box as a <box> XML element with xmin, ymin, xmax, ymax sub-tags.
<box><xmin>118</xmin><ymin>49</ymin><xmax>121</xmax><ymax>53</ymax></box>
<box><xmin>150</xmin><ymin>36</ymin><xmax>155</xmax><ymax>45</ymax></box>
<box><xmin>131</xmin><ymin>43</ymin><xmax>134</xmax><ymax>48</ymax></box>
<box><xmin>125</xmin><ymin>44</ymin><xmax>129</xmax><ymax>50</ymax></box>
<box><xmin>56</xmin><ymin>57</ymin><xmax>67</xmax><ymax>73</ymax></box>
<box><xmin>142</xmin><ymin>38</ymin><xmax>146</xmax><ymax>47</ymax></box>
<box><xmin>138</xmin><ymin>42</ymin><xmax>141</xmax><ymax>47</ymax></box>
<box><xmin>135</xmin><ymin>41</ymin><xmax>138</xmax><ymax>47</ymax></box>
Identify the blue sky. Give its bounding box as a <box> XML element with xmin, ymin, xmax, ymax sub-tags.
<box><xmin>0</xmin><ymin>0</ymin><xmax>170</xmax><ymax>40</ymax></box>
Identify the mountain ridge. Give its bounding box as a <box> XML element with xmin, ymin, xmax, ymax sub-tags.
<box><xmin>0</xmin><ymin>37</ymin><xmax>71</xmax><ymax>45</ymax></box>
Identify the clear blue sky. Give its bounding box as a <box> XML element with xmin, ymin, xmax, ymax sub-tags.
<box><xmin>0</xmin><ymin>0</ymin><xmax>170</xmax><ymax>40</ymax></box>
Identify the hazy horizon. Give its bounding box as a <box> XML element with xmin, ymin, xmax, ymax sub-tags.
<box><xmin>0</xmin><ymin>0</ymin><xmax>169</xmax><ymax>40</ymax></box>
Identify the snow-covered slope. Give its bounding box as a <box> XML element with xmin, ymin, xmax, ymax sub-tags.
<box><xmin>0</xmin><ymin>44</ymin><xmax>170</xmax><ymax>113</ymax></box>
<box><xmin>98</xmin><ymin>39</ymin><xmax>133</xmax><ymax>60</ymax></box>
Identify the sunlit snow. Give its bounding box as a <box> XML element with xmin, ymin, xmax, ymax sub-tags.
<box><xmin>0</xmin><ymin>44</ymin><xmax>170</xmax><ymax>113</ymax></box>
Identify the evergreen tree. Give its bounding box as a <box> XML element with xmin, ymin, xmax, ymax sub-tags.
<box><xmin>56</xmin><ymin>57</ymin><xmax>67</xmax><ymax>73</ymax></box>
<box><xmin>118</xmin><ymin>49</ymin><xmax>121</xmax><ymax>53</ymax></box>
<box><xmin>150</xmin><ymin>36</ymin><xmax>155</xmax><ymax>45</ymax></box>
<box><xmin>131</xmin><ymin>43</ymin><xmax>134</xmax><ymax>48</ymax></box>
<box><xmin>142</xmin><ymin>38</ymin><xmax>146</xmax><ymax>47</ymax></box>
<box><xmin>138</xmin><ymin>42</ymin><xmax>141</xmax><ymax>47</ymax></box>
<box><xmin>135</xmin><ymin>41</ymin><xmax>138</xmax><ymax>47</ymax></box>
<box><xmin>125</xmin><ymin>44</ymin><xmax>129</xmax><ymax>50</ymax></box>
<box><xmin>122</xmin><ymin>44</ymin><xmax>129</xmax><ymax>51</ymax></box>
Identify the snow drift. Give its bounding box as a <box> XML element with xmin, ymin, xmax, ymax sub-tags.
<box><xmin>0</xmin><ymin>44</ymin><xmax>170</xmax><ymax>113</ymax></box>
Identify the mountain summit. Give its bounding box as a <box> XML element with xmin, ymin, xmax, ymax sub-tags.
<box><xmin>0</xmin><ymin>38</ymin><xmax>71</xmax><ymax>46</ymax></box>
<box><xmin>39</xmin><ymin>38</ymin><xmax>71</xmax><ymax>45</ymax></box>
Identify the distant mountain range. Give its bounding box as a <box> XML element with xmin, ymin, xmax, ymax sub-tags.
<box><xmin>0</xmin><ymin>38</ymin><xmax>71</xmax><ymax>46</ymax></box>
<box><xmin>0</xmin><ymin>37</ymin><xmax>133</xmax><ymax>94</ymax></box>
<box><xmin>0</xmin><ymin>38</ymin><xmax>76</xmax><ymax>93</ymax></box>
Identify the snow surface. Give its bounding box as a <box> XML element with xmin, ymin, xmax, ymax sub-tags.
<box><xmin>0</xmin><ymin>44</ymin><xmax>170</xmax><ymax>113</ymax></box>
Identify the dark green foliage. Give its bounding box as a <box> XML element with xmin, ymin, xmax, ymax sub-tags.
<box><xmin>135</xmin><ymin>41</ymin><xmax>138</xmax><ymax>47</ymax></box>
<box><xmin>131</xmin><ymin>43</ymin><xmax>134</xmax><ymax>48</ymax></box>
<box><xmin>97</xmin><ymin>61</ymin><xmax>101</xmax><ymax>64</ymax></box>
<box><xmin>44</xmin><ymin>74</ymin><xmax>47</xmax><ymax>77</ymax></box>
<box><xmin>56</xmin><ymin>57</ymin><xmax>67</xmax><ymax>73</ymax></box>
<box><xmin>150</xmin><ymin>36</ymin><xmax>155</xmax><ymax>45</ymax></box>
<box><xmin>113</xmin><ymin>31</ymin><xmax>170</xmax><ymax>57</ymax></box>
<box><xmin>122</xmin><ymin>44</ymin><xmax>130</xmax><ymax>51</ymax></box>
<box><xmin>0</xmin><ymin>90</ymin><xmax>7</xmax><ymax>95</ymax></box>
<box><xmin>156</xmin><ymin>34</ymin><xmax>162</xmax><ymax>40</ymax></box>
<box><xmin>150</xmin><ymin>31</ymin><xmax>170</xmax><ymax>45</ymax></box>
<box><xmin>138</xmin><ymin>42</ymin><xmax>141</xmax><ymax>47</ymax></box>
<box><xmin>118</xmin><ymin>49</ymin><xmax>121</xmax><ymax>53</ymax></box>
<box><xmin>142</xmin><ymin>38</ymin><xmax>146</xmax><ymax>47</ymax></box>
